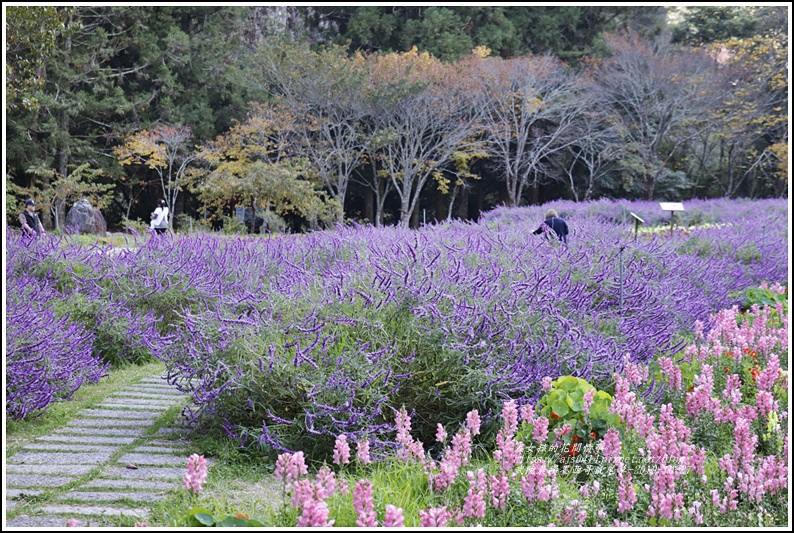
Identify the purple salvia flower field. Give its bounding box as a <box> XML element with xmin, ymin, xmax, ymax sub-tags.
<box><xmin>5</xmin><ymin>199</ymin><xmax>788</xmax><ymax>459</ymax></box>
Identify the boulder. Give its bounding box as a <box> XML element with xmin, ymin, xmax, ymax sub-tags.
<box><xmin>65</xmin><ymin>198</ymin><xmax>107</xmax><ymax>236</ymax></box>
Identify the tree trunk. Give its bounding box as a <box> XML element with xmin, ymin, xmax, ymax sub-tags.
<box><xmin>530</xmin><ymin>184</ymin><xmax>539</xmax><ymax>205</ymax></box>
<box><xmin>410</xmin><ymin>201</ymin><xmax>420</xmax><ymax>228</ymax></box>
<box><xmin>364</xmin><ymin>185</ymin><xmax>374</xmax><ymax>224</ymax></box>
<box><xmin>458</xmin><ymin>185</ymin><xmax>469</xmax><ymax>220</ymax></box>
<box><xmin>434</xmin><ymin>186</ymin><xmax>446</xmax><ymax>223</ymax></box>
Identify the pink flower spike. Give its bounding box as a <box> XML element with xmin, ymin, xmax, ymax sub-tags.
<box><xmin>134</xmin><ymin>523</ymin><xmax>148</xmax><ymax>527</ymax></box>
<box><xmin>466</xmin><ymin>410</ymin><xmax>481</xmax><ymax>437</ymax></box>
<box><xmin>67</xmin><ymin>519</ymin><xmax>80</xmax><ymax>527</ymax></box>
<box><xmin>357</xmin><ymin>438</ymin><xmax>372</xmax><ymax>465</ymax></box>
<box><xmin>541</xmin><ymin>376</ymin><xmax>553</xmax><ymax>392</ymax></box>
<box><xmin>333</xmin><ymin>434</ymin><xmax>351</xmax><ymax>465</ymax></box>
<box><xmin>436</xmin><ymin>423</ymin><xmax>447</xmax><ymax>443</ymax></box>
<box><xmin>419</xmin><ymin>506</ymin><xmax>451</xmax><ymax>527</ymax></box>
<box><xmin>383</xmin><ymin>504</ymin><xmax>405</xmax><ymax>527</ymax></box>
<box><xmin>183</xmin><ymin>453</ymin><xmax>208</xmax><ymax>493</ymax></box>
<box><xmin>582</xmin><ymin>389</ymin><xmax>595</xmax><ymax>416</ymax></box>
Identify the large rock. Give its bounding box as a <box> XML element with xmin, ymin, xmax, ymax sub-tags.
<box><xmin>65</xmin><ymin>198</ymin><xmax>107</xmax><ymax>236</ymax></box>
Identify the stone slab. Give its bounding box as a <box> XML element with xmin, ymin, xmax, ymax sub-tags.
<box><xmin>144</xmin><ymin>439</ymin><xmax>191</xmax><ymax>447</ymax></box>
<box><xmin>99</xmin><ymin>402</ymin><xmax>172</xmax><ymax>410</ymax></box>
<box><xmin>6</xmin><ymin>488</ymin><xmax>44</xmax><ymax>498</ymax></box>
<box><xmin>67</xmin><ymin>418</ymin><xmax>152</xmax><ymax>427</ymax></box>
<box><xmin>131</xmin><ymin>446</ymin><xmax>188</xmax><ymax>454</ymax></box>
<box><xmin>37</xmin><ymin>435</ymin><xmax>136</xmax><ymax>446</ymax></box>
<box><xmin>112</xmin><ymin>391</ymin><xmax>184</xmax><ymax>399</ymax></box>
<box><xmin>134</xmin><ymin>385</ymin><xmax>187</xmax><ymax>396</ymax></box>
<box><xmin>22</xmin><ymin>443</ymin><xmax>120</xmax><ymax>453</ymax></box>
<box><xmin>6</xmin><ymin>500</ymin><xmax>18</xmax><ymax>511</ymax></box>
<box><xmin>81</xmin><ymin>409</ymin><xmax>161</xmax><ymax>419</ymax></box>
<box><xmin>53</xmin><ymin>427</ymin><xmax>142</xmax><ymax>437</ymax></box>
<box><xmin>101</xmin><ymin>466</ymin><xmax>184</xmax><ymax>480</ymax></box>
<box><xmin>117</xmin><ymin>453</ymin><xmax>186</xmax><ymax>466</ymax></box>
<box><xmin>56</xmin><ymin>491</ymin><xmax>165</xmax><ymax>503</ymax></box>
<box><xmin>39</xmin><ymin>504</ymin><xmax>149</xmax><ymax>518</ymax></box>
<box><xmin>83</xmin><ymin>478</ymin><xmax>176</xmax><ymax>491</ymax></box>
<box><xmin>6</xmin><ymin>474</ymin><xmax>77</xmax><ymax>488</ymax></box>
<box><xmin>8</xmin><ymin>451</ymin><xmax>114</xmax><ymax>465</ymax></box>
<box><xmin>6</xmin><ymin>464</ymin><xmax>95</xmax><ymax>476</ymax></box>
<box><xmin>5</xmin><ymin>516</ymin><xmax>104</xmax><ymax>528</ymax></box>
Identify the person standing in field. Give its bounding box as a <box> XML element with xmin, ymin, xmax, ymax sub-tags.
<box><xmin>150</xmin><ymin>199</ymin><xmax>169</xmax><ymax>234</ymax></box>
<box><xmin>19</xmin><ymin>199</ymin><xmax>46</xmax><ymax>237</ymax></box>
<box><xmin>533</xmin><ymin>208</ymin><xmax>568</xmax><ymax>244</ymax></box>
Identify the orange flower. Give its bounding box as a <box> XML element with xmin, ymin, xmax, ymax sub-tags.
<box><xmin>236</xmin><ymin>514</ymin><xmax>249</xmax><ymax>520</ymax></box>
<box><xmin>726</xmin><ymin>351</ymin><xmax>734</xmax><ymax>358</ymax></box>
<box><xmin>568</xmin><ymin>444</ymin><xmax>579</xmax><ymax>457</ymax></box>
<box><xmin>590</xmin><ymin>432</ymin><xmax>597</xmax><ymax>440</ymax></box>
<box><xmin>687</xmin><ymin>385</ymin><xmax>694</xmax><ymax>392</ymax></box>
<box><xmin>750</xmin><ymin>351</ymin><xmax>757</xmax><ymax>358</ymax></box>
<box><xmin>743</xmin><ymin>348</ymin><xmax>751</xmax><ymax>354</ymax></box>
<box><xmin>750</xmin><ymin>368</ymin><xmax>760</xmax><ymax>382</ymax></box>
<box><xmin>551</xmin><ymin>412</ymin><xmax>560</xmax><ymax>419</ymax></box>
<box><xmin>725</xmin><ymin>367</ymin><xmax>731</xmax><ymax>373</ymax></box>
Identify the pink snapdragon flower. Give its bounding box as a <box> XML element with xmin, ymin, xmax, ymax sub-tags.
<box><xmin>556</xmin><ymin>499</ymin><xmax>587</xmax><ymax>527</ymax></box>
<box><xmin>657</xmin><ymin>357</ymin><xmax>682</xmax><ymax>390</ymax></box>
<box><xmin>532</xmin><ymin>415</ymin><xmax>549</xmax><ymax>443</ymax></box>
<box><xmin>383</xmin><ymin>505</ymin><xmax>405</xmax><ymax>527</ymax></box>
<box><xmin>314</xmin><ymin>466</ymin><xmax>338</xmax><ymax>500</ymax></box>
<box><xmin>582</xmin><ymin>389</ymin><xmax>595</xmax><ymax>416</ymax></box>
<box><xmin>353</xmin><ymin>479</ymin><xmax>377</xmax><ymax>527</ymax></box>
<box><xmin>296</xmin><ymin>499</ymin><xmax>335</xmax><ymax>527</ymax></box>
<box><xmin>275</xmin><ymin>451</ymin><xmax>308</xmax><ymax>484</ymax></box>
<box><xmin>462</xmin><ymin>469</ymin><xmax>487</xmax><ymax>520</ymax></box>
<box><xmin>647</xmin><ymin>465</ymin><xmax>685</xmax><ymax>521</ymax></box>
<box><xmin>601</xmin><ymin>428</ymin><xmax>622</xmax><ymax>466</ymax></box>
<box><xmin>436</xmin><ymin>423</ymin><xmax>447</xmax><ymax>443</ymax></box>
<box><xmin>488</xmin><ymin>471</ymin><xmax>511</xmax><ymax>509</ymax></box>
<box><xmin>333</xmin><ymin>434</ymin><xmax>351</xmax><ymax>465</ymax></box>
<box><xmin>419</xmin><ymin>506</ymin><xmax>452</xmax><ymax>527</ymax></box>
<box><xmin>520</xmin><ymin>459</ymin><xmax>559</xmax><ymax>503</ymax></box>
<box><xmin>617</xmin><ymin>469</ymin><xmax>637</xmax><ymax>513</ymax></box>
<box><xmin>67</xmin><ymin>519</ymin><xmax>80</xmax><ymax>527</ymax></box>
<box><xmin>466</xmin><ymin>409</ymin><xmax>481</xmax><ymax>437</ymax></box>
<box><xmin>183</xmin><ymin>453</ymin><xmax>208</xmax><ymax>493</ymax></box>
<box><xmin>520</xmin><ymin>403</ymin><xmax>535</xmax><ymax>423</ymax></box>
<box><xmin>541</xmin><ymin>376</ymin><xmax>553</xmax><ymax>391</ymax></box>
<box><xmin>356</xmin><ymin>438</ymin><xmax>372</xmax><ymax>465</ymax></box>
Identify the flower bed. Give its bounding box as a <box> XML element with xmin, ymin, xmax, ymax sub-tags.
<box><xmin>246</xmin><ymin>299</ymin><xmax>788</xmax><ymax>526</ymax></box>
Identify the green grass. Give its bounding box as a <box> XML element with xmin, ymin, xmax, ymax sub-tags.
<box><xmin>5</xmin><ymin>361</ymin><xmax>166</xmax><ymax>457</ymax></box>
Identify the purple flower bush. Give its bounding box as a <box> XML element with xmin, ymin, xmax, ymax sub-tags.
<box><xmin>6</xmin><ymin>266</ymin><xmax>108</xmax><ymax>419</ymax></box>
<box><xmin>5</xmin><ymin>199</ymin><xmax>787</xmax><ymax>450</ymax></box>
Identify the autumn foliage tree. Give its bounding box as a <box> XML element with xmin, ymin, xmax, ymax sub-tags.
<box><xmin>193</xmin><ymin>108</ymin><xmax>341</xmax><ymax>231</ymax></box>
<box><xmin>365</xmin><ymin>47</ymin><xmax>484</xmax><ymax>226</ymax></box>
<box><xmin>114</xmin><ymin>125</ymin><xmax>199</xmax><ymax>229</ymax></box>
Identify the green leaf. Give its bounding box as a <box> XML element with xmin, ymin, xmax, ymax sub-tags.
<box><xmin>215</xmin><ymin>517</ymin><xmax>250</xmax><ymax>527</ymax></box>
<box><xmin>550</xmin><ymin>400</ymin><xmax>569</xmax><ymax>417</ymax></box>
<box><xmin>191</xmin><ymin>513</ymin><xmax>217</xmax><ymax>527</ymax></box>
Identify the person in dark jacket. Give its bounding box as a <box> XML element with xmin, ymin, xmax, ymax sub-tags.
<box><xmin>19</xmin><ymin>199</ymin><xmax>46</xmax><ymax>237</ymax></box>
<box><xmin>533</xmin><ymin>208</ymin><xmax>568</xmax><ymax>243</ymax></box>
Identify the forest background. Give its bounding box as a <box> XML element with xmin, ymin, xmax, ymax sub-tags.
<box><xmin>4</xmin><ymin>5</ymin><xmax>789</xmax><ymax>232</ymax></box>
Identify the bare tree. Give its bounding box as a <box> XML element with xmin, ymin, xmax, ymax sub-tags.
<box><xmin>475</xmin><ymin>54</ymin><xmax>582</xmax><ymax>207</ymax></box>
<box><xmin>557</xmin><ymin>107</ymin><xmax>624</xmax><ymax>201</ymax></box>
<box><xmin>586</xmin><ymin>32</ymin><xmax>731</xmax><ymax>199</ymax></box>
<box><xmin>366</xmin><ymin>49</ymin><xmax>483</xmax><ymax>227</ymax></box>
<box><xmin>252</xmin><ymin>42</ymin><xmax>370</xmax><ymax>222</ymax></box>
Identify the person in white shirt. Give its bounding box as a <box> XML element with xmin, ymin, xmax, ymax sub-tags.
<box><xmin>150</xmin><ymin>199</ymin><xmax>169</xmax><ymax>234</ymax></box>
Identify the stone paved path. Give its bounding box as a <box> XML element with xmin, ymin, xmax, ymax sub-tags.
<box><xmin>5</xmin><ymin>376</ymin><xmax>197</xmax><ymax>528</ymax></box>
